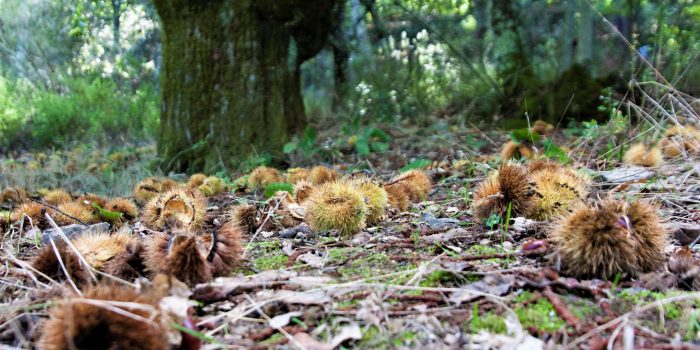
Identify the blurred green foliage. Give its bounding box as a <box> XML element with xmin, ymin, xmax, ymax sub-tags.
<box><xmin>0</xmin><ymin>77</ymin><xmax>158</xmax><ymax>149</ymax></box>
<box><xmin>0</xmin><ymin>0</ymin><xmax>698</xmax><ymax>157</ymax></box>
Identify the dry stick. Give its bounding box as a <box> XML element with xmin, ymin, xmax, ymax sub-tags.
<box><xmin>8</xmin><ymin>320</ymin><xmax>28</xmax><ymax>347</ymax></box>
<box><xmin>45</xmin><ymin>213</ymin><xmax>97</xmax><ymax>283</ymax></box>
<box><xmin>198</xmin><ymin>267</ymin><xmax>424</xmax><ymax>329</ymax></box>
<box><xmin>28</xmin><ymin>198</ymin><xmax>88</xmax><ymax>226</ymax></box>
<box><xmin>632</xmin><ymin>83</ymin><xmax>676</xmax><ymax>121</ymax></box>
<box><xmin>7</xmin><ymin>255</ymin><xmax>57</xmax><ymax>288</ymax></box>
<box><xmin>65</xmin><ymin>298</ymin><xmax>159</xmax><ymax>327</ymax></box>
<box><xmin>633</xmin><ymin>80</ymin><xmax>698</xmax><ymax>118</ymax></box>
<box><xmin>46</xmin><ymin>235</ymin><xmax>81</xmax><ymax>295</ymax></box>
<box><xmin>565</xmin><ymin>292</ymin><xmax>700</xmax><ymax>349</ymax></box>
<box><xmin>406</xmin><ymin>252</ymin><xmax>445</xmax><ymax>286</ymax></box>
<box><xmin>543</xmin><ymin>286</ymin><xmax>581</xmax><ymax>330</ymax></box>
<box><xmin>243</xmin><ymin>294</ymin><xmax>307</xmax><ymax>350</ymax></box>
<box><xmin>242</xmin><ymin>201</ymin><xmax>281</xmax><ymax>259</ymax></box>
<box><xmin>584</xmin><ymin>0</ymin><xmax>670</xmax><ymax>86</ymax></box>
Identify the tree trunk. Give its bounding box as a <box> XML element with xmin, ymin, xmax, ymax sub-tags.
<box><xmin>576</xmin><ymin>0</ymin><xmax>593</xmax><ymax>68</ymax></box>
<box><xmin>154</xmin><ymin>0</ymin><xmax>339</xmax><ymax>173</ymax></box>
<box><xmin>329</xmin><ymin>2</ymin><xmax>349</xmax><ymax>111</ymax></box>
<box><xmin>562</xmin><ymin>0</ymin><xmax>576</xmax><ymax>70</ymax></box>
<box><xmin>111</xmin><ymin>0</ymin><xmax>122</xmax><ymax>50</ymax></box>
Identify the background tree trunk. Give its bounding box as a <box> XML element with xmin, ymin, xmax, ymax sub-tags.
<box><xmin>154</xmin><ymin>0</ymin><xmax>339</xmax><ymax>173</ymax></box>
<box><xmin>576</xmin><ymin>0</ymin><xmax>594</xmax><ymax>68</ymax></box>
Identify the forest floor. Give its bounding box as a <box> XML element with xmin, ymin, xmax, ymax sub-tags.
<box><xmin>2</xmin><ymin>120</ymin><xmax>700</xmax><ymax>349</ymax></box>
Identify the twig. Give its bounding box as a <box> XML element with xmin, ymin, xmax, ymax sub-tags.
<box><xmin>28</xmin><ymin>198</ymin><xmax>88</xmax><ymax>226</ymax></box>
<box><xmin>47</xmin><ymin>235</ymin><xmax>81</xmax><ymax>295</ymax></box>
<box><xmin>565</xmin><ymin>292</ymin><xmax>700</xmax><ymax>349</ymax></box>
<box><xmin>243</xmin><ymin>294</ymin><xmax>306</xmax><ymax>350</ymax></box>
<box><xmin>543</xmin><ymin>286</ymin><xmax>581</xmax><ymax>330</ymax></box>
<box><xmin>243</xmin><ymin>201</ymin><xmax>281</xmax><ymax>259</ymax></box>
<box><xmin>45</xmin><ymin>213</ymin><xmax>97</xmax><ymax>283</ymax></box>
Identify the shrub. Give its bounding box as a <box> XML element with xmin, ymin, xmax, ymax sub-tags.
<box><xmin>0</xmin><ymin>76</ymin><xmax>159</xmax><ymax>150</ymax></box>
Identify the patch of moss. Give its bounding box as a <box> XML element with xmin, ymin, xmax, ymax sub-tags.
<box><xmin>392</xmin><ymin>330</ymin><xmax>417</xmax><ymax>347</ymax></box>
<box><xmin>469</xmin><ymin>311</ymin><xmax>507</xmax><ymax>334</ymax></box>
<box><xmin>337</xmin><ymin>252</ymin><xmax>389</xmax><ymax>280</ymax></box>
<box><xmin>565</xmin><ymin>297</ymin><xmax>599</xmax><ymax>321</ymax></box>
<box><xmin>617</xmin><ymin>289</ymin><xmax>684</xmax><ymax>320</ymax></box>
<box><xmin>327</xmin><ymin>247</ymin><xmax>356</xmax><ymax>264</ymax></box>
<box><xmin>466</xmin><ymin>244</ymin><xmax>507</xmax><ymax>255</ymax></box>
<box><xmin>253</xmin><ymin>254</ymin><xmax>288</xmax><ymax>270</ymax></box>
<box><xmin>258</xmin><ymin>333</ymin><xmax>285</xmax><ymax>346</ymax></box>
<box><xmin>514</xmin><ymin>292</ymin><xmax>567</xmax><ymax>332</ymax></box>
<box><xmin>357</xmin><ymin>326</ymin><xmax>418</xmax><ymax>349</ymax></box>
<box><xmin>402</xmin><ymin>289</ymin><xmax>424</xmax><ymax>297</ymax></box>
<box><xmin>386</xmin><ymin>263</ymin><xmax>417</xmax><ymax>284</ymax></box>
<box><xmin>465</xmin><ymin>244</ymin><xmax>513</xmax><ymax>264</ymax></box>
<box><xmin>684</xmin><ymin>310</ymin><xmax>700</xmax><ymax>341</ymax></box>
<box><xmin>419</xmin><ymin>270</ymin><xmax>458</xmax><ymax>287</ymax></box>
<box><xmin>249</xmin><ymin>241</ymin><xmax>280</xmax><ymax>250</ymax></box>
<box><xmin>335</xmin><ymin>299</ymin><xmax>360</xmax><ymax>309</ymax></box>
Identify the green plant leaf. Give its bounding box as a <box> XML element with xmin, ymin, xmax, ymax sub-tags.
<box><xmin>371</xmin><ymin>141</ymin><xmax>389</xmax><ymax>152</ymax></box>
<box><xmin>91</xmin><ymin>203</ymin><xmax>123</xmax><ymax>222</ymax></box>
<box><xmin>263</xmin><ymin>182</ymin><xmax>294</xmax><ymax>198</ymax></box>
<box><xmin>283</xmin><ymin>141</ymin><xmax>297</xmax><ymax>154</ymax></box>
<box><xmin>170</xmin><ymin>322</ymin><xmax>219</xmax><ymax>344</ymax></box>
<box><xmin>303</xmin><ymin>126</ymin><xmax>317</xmax><ymax>143</ymax></box>
<box><xmin>355</xmin><ymin>139</ymin><xmax>370</xmax><ymax>156</ymax></box>
<box><xmin>400</xmin><ymin>159</ymin><xmax>432</xmax><ymax>171</ymax></box>
<box><xmin>510</xmin><ymin>128</ymin><xmax>540</xmax><ymax>144</ymax></box>
<box><xmin>484</xmin><ymin>213</ymin><xmax>501</xmax><ymax>230</ymax></box>
<box><xmin>367</xmin><ymin>127</ymin><xmax>390</xmax><ymax>142</ymax></box>
<box><xmin>543</xmin><ymin>139</ymin><xmax>571</xmax><ymax>164</ymax></box>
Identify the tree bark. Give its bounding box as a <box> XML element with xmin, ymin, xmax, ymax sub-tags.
<box><xmin>576</xmin><ymin>0</ymin><xmax>593</xmax><ymax>68</ymax></box>
<box><xmin>111</xmin><ymin>0</ymin><xmax>122</xmax><ymax>50</ymax></box>
<box><xmin>153</xmin><ymin>0</ymin><xmax>339</xmax><ymax>173</ymax></box>
<box><xmin>329</xmin><ymin>2</ymin><xmax>349</xmax><ymax>111</ymax></box>
<box><xmin>562</xmin><ymin>0</ymin><xmax>576</xmax><ymax>70</ymax></box>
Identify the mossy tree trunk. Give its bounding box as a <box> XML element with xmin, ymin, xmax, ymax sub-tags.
<box><xmin>153</xmin><ymin>0</ymin><xmax>339</xmax><ymax>173</ymax></box>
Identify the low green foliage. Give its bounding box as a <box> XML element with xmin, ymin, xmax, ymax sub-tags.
<box><xmin>419</xmin><ymin>270</ymin><xmax>458</xmax><ymax>287</ymax></box>
<box><xmin>1</xmin><ymin>76</ymin><xmax>158</xmax><ymax>150</ymax></box>
<box><xmin>253</xmin><ymin>254</ymin><xmax>288</xmax><ymax>271</ymax></box>
<box><xmin>514</xmin><ymin>292</ymin><xmax>567</xmax><ymax>332</ymax></box>
<box><xmin>470</xmin><ymin>308</ymin><xmax>508</xmax><ymax>334</ymax></box>
<box><xmin>510</xmin><ymin>128</ymin><xmax>540</xmax><ymax>144</ymax></box>
<box><xmin>357</xmin><ymin>325</ymin><xmax>419</xmax><ymax>349</ymax></box>
<box><xmin>543</xmin><ymin>139</ymin><xmax>571</xmax><ymax>164</ymax></box>
<box><xmin>263</xmin><ymin>182</ymin><xmax>294</xmax><ymax>198</ymax></box>
<box><xmin>341</xmin><ymin>116</ymin><xmax>391</xmax><ymax>156</ymax></box>
<box><xmin>283</xmin><ymin>126</ymin><xmax>319</xmax><ymax>157</ymax></box>
<box><xmin>484</xmin><ymin>214</ymin><xmax>501</xmax><ymax>230</ymax></box>
<box><xmin>401</xmin><ymin>159</ymin><xmax>432</xmax><ymax>172</ymax></box>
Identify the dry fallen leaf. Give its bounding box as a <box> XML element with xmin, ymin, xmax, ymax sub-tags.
<box><xmin>421</xmin><ymin>228</ymin><xmax>469</xmax><ymax>243</ymax></box>
<box><xmin>288</xmin><ymin>203</ymin><xmax>306</xmax><ymax>219</ymax></box>
<box><xmin>450</xmin><ymin>274</ymin><xmax>514</xmax><ymax>305</ymax></box>
<box><xmin>298</xmin><ymin>250</ymin><xmax>327</xmax><ymax>268</ymax></box>
<box><xmin>330</xmin><ymin>323</ymin><xmax>362</xmax><ymax>348</ymax></box>
<box><xmin>268</xmin><ymin>311</ymin><xmax>303</xmax><ymax>329</ymax></box>
<box><xmin>257</xmin><ymin>289</ymin><xmax>331</xmax><ymax>305</ymax></box>
<box><xmin>294</xmin><ymin>332</ymin><xmax>332</xmax><ymax>350</ymax></box>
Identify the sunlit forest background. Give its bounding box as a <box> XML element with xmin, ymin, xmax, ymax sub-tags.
<box><xmin>1</xmin><ymin>0</ymin><xmax>698</xmax><ymax>177</ymax></box>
